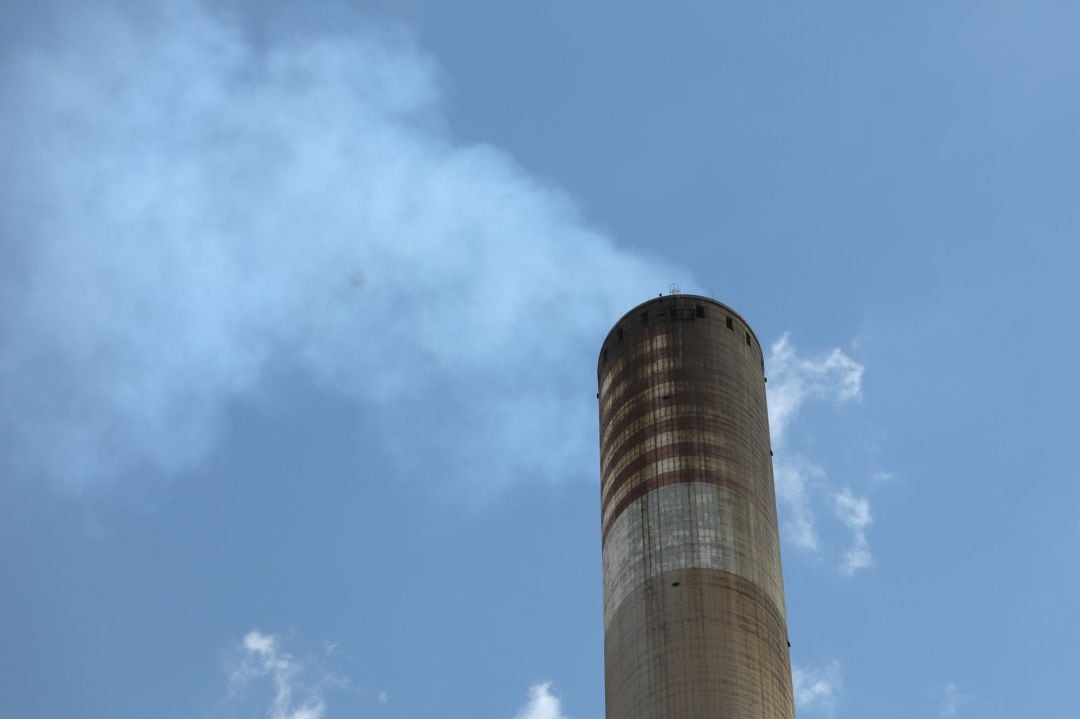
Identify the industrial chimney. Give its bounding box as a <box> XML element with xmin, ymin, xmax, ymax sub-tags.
<box><xmin>597</xmin><ymin>294</ymin><xmax>794</xmax><ymax>718</ymax></box>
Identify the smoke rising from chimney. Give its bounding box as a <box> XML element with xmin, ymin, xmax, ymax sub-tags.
<box><xmin>0</xmin><ymin>1</ymin><xmax>680</xmax><ymax>496</ymax></box>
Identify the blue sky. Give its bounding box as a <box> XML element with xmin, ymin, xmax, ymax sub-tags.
<box><xmin>1</xmin><ymin>1</ymin><xmax>1078</xmax><ymax>717</ymax></box>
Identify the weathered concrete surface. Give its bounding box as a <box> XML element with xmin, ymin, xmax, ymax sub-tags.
<box><xmin>597</xmin><ymin>295</ymin><xmax>794</xmax><ymax>719</ymax></box>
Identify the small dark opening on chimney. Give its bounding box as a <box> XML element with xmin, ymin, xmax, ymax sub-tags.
<box><xmin>745</xmin><ymin>332</ymin><xmax>751</xmax><ymax>346</ymax></box>
<box><xmin>661</xmin><ymin>394</ymin><xmax>671</xmax><ymax>400</ymax></box>
<box><xmin>726</xmin><ymin>316</ymin><xmax>734</xmax><ymax>330</ymax></box>
<box><xmin>695</xmin><ymin>305</ymin><xmax>706</xmax><ymax>318</ymax></box>
<box><xmin>671</xmin><ymin>581</ymin><xmax>681</xmax><ymax>587</ymax></box>
<box><xmin>617</xmin><ymin>327</ymin><xmax>624</xmax><ymax>341</ymax></box>
<box><xmin>641</xmin><ymin>312</ymin><xmax>649</xmax><ymax>325</ymax></box>
<box><xmin>603</xmin><ymin>348</ymin><xmax>609</xmax><ymax>363</ymax></box>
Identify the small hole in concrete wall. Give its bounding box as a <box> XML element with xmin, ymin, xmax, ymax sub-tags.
<box><xmin>695</xmin><ymin>305</ymin><xmax>706</xmax><ymax>318</ymax></box>
<box><xmin>641</xmin><ymin>312</ymin><xmax>649</xmax><ymax>325</ymax></box>
<box><xmin>661</xmin><ymin>394</ymin><xmax>671</xmax><ymax>400</ymax></box>
<box><xmin>671</xmin><ymin>581</ymin><xmax>681</xmax><ymax>587</ymax></box>
<box><xmin>745</xmin><ymin>332</ymin><xmax>751</xmax><ymax>346</ymax></box>
<box><xmin>617</xmin><ymin>327</ymin><xmax>623</xmax><ymax>341</ymax></box>
<box><xmin>603</xmin><ymin>348</ymin><xmax>608</xmax><ymax>363</ymax></box>
<box><xmin>726</xmin><ymin>316</ymin><xmax>734</xmax><ymax>330</ymax></box>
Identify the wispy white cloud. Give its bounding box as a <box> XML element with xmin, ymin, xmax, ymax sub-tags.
<box><xmin>939</xmin><ymin>682</ymin><xmax>972</xmax><ymax>717</ymax></box>
<box><xmin>513</xmin><ymin>682</ymin><xmax>570</xmax><ymax>719</ymax></box>
<box><xmin>766</xmin><ymin>336</ymin><xmax>877</xmax><ymax>571</ymax></box>
<box><xmin>834</xmin><ymin>488</ymin><xmax>874</xmax><ymax>575</ymax></box>
<box><xmin>0</xmin><ymin>0</ymin><xmax>678</xmax><ymax>497</ymax></box>
<box><xmin>229</xmin><ymin>630</ymin><xmax>350</xmax><ymax>719</ymax></box>
<box><xmin>773</xmin><ymin>457</ymin><xmax>825</xmax><ymax>553</ymax></box>
<box><xmin>767</xmin><ymin>333</ymin><xmax>864</xmax><ymax>448</ymax></box>
<box><xmin>792</xmin><ymin>661</ymin><xmax>842</xmax><ymax>716</ymax></box>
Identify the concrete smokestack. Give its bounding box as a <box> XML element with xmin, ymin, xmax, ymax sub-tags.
<box><xmin>597</xmin><ymin>294</ymin><xmax>794</xmax><ymax>718</ymax></box>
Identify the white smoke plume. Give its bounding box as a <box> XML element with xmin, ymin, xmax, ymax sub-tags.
<box><xmin>0</xmin><ymin>0</ymin><xmax>678</xmax><ymax>496</ymax></box>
